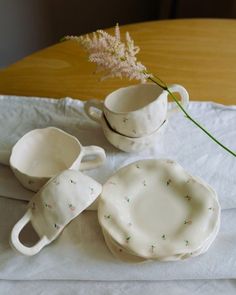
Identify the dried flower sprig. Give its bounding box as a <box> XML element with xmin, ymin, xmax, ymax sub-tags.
<box><xmin>65</xmin><ymin>24</ymin><xmax>236</xmax><ymax>157</ymax></box>
<box><xmin>65</xmin><ymin>25</ymin><xmax>149</xmax><ymax>82</ymax></box>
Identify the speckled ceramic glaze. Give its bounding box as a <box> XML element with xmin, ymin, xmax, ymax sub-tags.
<box><xmin>98</xmin><ymin>159</ymin><xmax>220</xmax><ymax>262</ymax></box>
<box><xmin>102</xmin><ymin>205</ymin><xmax>220</xmax><ymax>263</ymax></box>
<box><xmin>10</xmin><ymin>169</ymin><xmax>102</xmax><ymax>256</ymax></box>
<box><xmin>10</xmin><ymin>127</ymin><xmax>106</xmax><ymax>192</ymax></box>
<box><xmin>85</xmin><ymin>83</ymin><xmax>189</xmax><ymax>138</ymax></box>
<box><xmin>101</xmin><ymin>115</ymin><xmax>167</xmax><ymax>152</ymax></box>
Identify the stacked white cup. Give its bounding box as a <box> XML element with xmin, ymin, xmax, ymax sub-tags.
<box><xmin>85</xmin><ymin>83</ymin><xmax>189</xmax><ymax>152</ymax></box>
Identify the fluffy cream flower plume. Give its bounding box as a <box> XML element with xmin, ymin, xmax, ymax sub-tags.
<box><xmin>65</xmin><ymin>24</ymin><xmax>150</xmax><ymax>83</ymax></box>
<box><xmin>65</xmin><ymin>25</ymin><xmax>235</xmax><ymax>157</ymax></box>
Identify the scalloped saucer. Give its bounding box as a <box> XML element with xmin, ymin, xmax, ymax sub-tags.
<box><xmin>98</xmin><ymin>159</ymin><xmax>220</xmax><ymax>261</ymax></box>
<box><xmin>102</xmin><ymin>210</ymin><xmax>220</xmax><ymax>262</ymax></box>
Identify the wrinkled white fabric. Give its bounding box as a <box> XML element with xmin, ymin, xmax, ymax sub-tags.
<box><xmin>0</xmin><ymin>95</ymin><xmax>236</xmax><ymax>293</ymax></box>
<box><xmin>1</xmin><ymin>279</ymin><xmax>236</xmax><ymax>295</ymax></box>
<box><xmin>0</xmin><ymin>196</ymin><xmax>236</xmax><ymax>281</ymax></box>
<box><xmin>0</xmin><ymin>95</ymin><xmax>235</xmax><ymax>210</ymax></box>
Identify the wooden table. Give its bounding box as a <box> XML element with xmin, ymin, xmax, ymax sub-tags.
<box><xmin>0</xmin><ymin>19</ymin><xmax>235</xmax><ymax>104</ymax></box>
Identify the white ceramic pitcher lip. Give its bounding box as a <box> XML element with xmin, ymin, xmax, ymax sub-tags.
<box><xmin>9</xmin><ymin>127</ymin><xmax>83</xmax><ymax>179</ymax></box>
<box><xmin>103</xmin><ymin>83</ymin><xmax>165</xmax><ymax>115</ymax></box>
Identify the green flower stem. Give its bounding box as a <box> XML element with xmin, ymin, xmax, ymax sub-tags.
<box><xmin>148</xmin><ymin>75</ymin><xmax>236</xmax><ymax>157</ymax></box>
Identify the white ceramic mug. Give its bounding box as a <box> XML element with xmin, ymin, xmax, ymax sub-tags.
<box><xmin>8</xmin><ymin>127</ymin><xmax>106</xmax><ymax>192</ymax></box>
<box><xmin>85</xmin><ymin>83</ymin><xmax>189</xmax><ymax>137</ymax></box>
<box><xmin>10</xmin><ymin>169</ymin><xmax>102</xmax><ymax>256</ymax></box>
<box><xmin>100</xmin><ymin>115</ymin><xmax>167</xmax><ymax>152</ymax></box>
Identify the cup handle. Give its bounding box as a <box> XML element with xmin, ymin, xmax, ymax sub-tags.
<box><xmin>84</xmin><ymin>99</ymin><xmax>104</xmax><ymax>123</ymax></box>
<box><xmin>167</xmin><ymin>84</ymin><xmax>189</xmax><ymax>117</ymax></box>
<box><xmin>80</xmin><ymin>146</ymin><xmax>106</xmax><ymax>170</ymax></box>
<box><xmin>10</xmin><ymin>210</ymin><xmax>50</xmax><ymax>256</ymax></box>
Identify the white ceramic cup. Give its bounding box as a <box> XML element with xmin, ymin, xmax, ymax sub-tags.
<box><xmin>85</xmin><ymin>83</ymin><xmax>189</xmax><ymax>137</ymax></box>
<box><xmin>8</xmin><ymin>127</ymin><xmax>106</xmax><ymax>192</ymax></box>
<box><xmin>101</xmin><ymin>115</ymin><xmax>167</xmax><ymax>152</ymax></box>
<box><xmin>10</xmin><ymin>169</ymin><xmax>102</xmax><ymax>256</ymax></box>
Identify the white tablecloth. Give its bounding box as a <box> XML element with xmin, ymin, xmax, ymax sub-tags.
<box><xmin>1</xmin><ymin>279</ymin><xmax>236</xmax><ymax>295</ymax></box>
<box><xmin>0</xmin><ymin>95</ymin><xmax>236</xmax><ymax>294</ymax></box>
<box><xmin>0</xmin><ymin>95</ymin><xmax>236</xmax><ymax>209</ymax></box>
<box><xmin>0</xmin><ymin>196</ymin><xmax>235</xmax><ymax>281</ymax></box>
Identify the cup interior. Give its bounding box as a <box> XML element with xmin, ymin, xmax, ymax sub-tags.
<box><xmin>10</xmin><ymin>128</ymin><xmax>82</xmax><ymax>177</ymax></box>
<box><xmin>105</xmin><ymin>84</ymin><xmax>163</xmax><ymax>113</ymax></box>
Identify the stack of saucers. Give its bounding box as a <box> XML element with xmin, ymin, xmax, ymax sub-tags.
<box><xmin>98</xmin><ymin>159</ymin><xmax>220</xmax><ymax>263</ymax></box>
